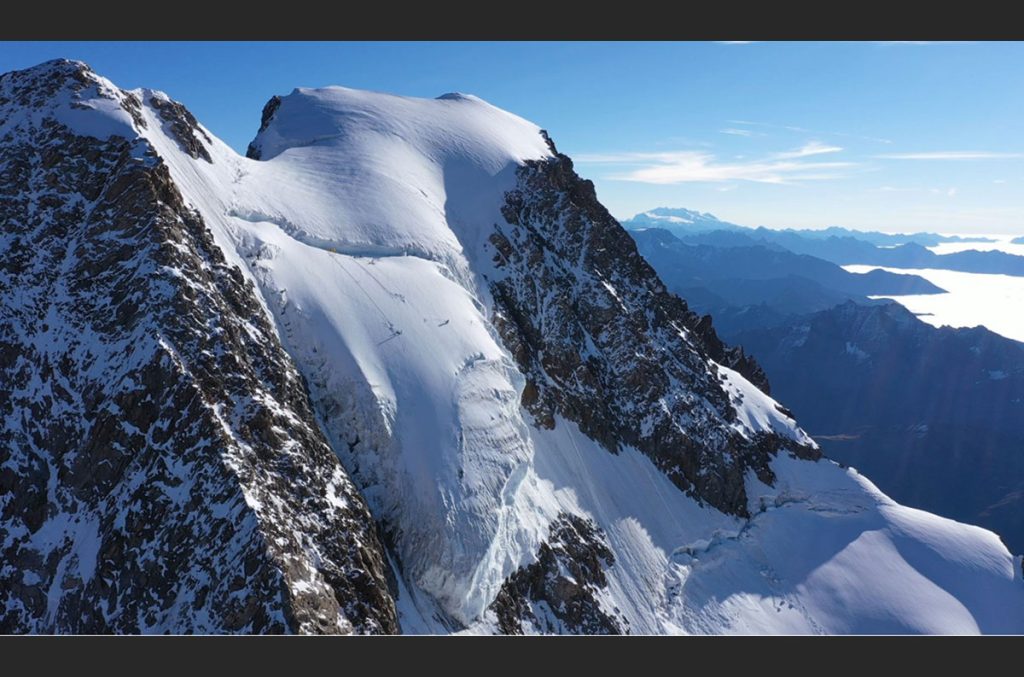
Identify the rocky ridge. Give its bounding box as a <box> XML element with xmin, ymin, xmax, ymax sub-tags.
<box><xmin>0</xmin><ymin>59</ymin><xmax>396</xmax><ymax>634</ymax></box>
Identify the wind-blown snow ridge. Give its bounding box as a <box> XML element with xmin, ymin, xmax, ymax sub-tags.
<box><xmin>3</xmin><ymin>59</ymin><xmax>1023</xmax><ymax>635</ymax></box>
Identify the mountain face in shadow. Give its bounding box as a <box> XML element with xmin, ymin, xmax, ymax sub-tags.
<box><xmin>729</xmin><ymin>302</ymin><xmax>1024</xmax><ymax>553</ymax></box>
<box><xmin>630</xmin><ymin>227</ymin><xmax>943</xmax><ymax>335</ymax></box>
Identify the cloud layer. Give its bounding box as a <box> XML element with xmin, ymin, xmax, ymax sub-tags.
<box><xmin>577</xmin><ymin>142</ymin><xmax>854</xmax><ymax>185</ymax></box>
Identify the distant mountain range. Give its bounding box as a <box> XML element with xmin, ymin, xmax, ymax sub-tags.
<box><xmin>650</xmin><ymin>226</ymin><xmax>1024</xmax><ymax>278</ymax></box>
<box><xmin>632</xmin><ymin>228</ymin><xmax>943</xmax><ymax>296</ymax></box>
<box><xmin>746</xmin><ymin>235</ymin><xmax>1024</xmax><ymax>277</ymax></box>
<box><xmin>773</xmin><ymin>226</ymin><xmax>993</xmax><ymax>247</ymax></box>
<box><xmin>628</xmin><ymin>211</ymin><xmax>1024</xmax><ymax>552</ymax></box>
<box><xmin>622</xmin><ymin>207</ymin><xmax>995</xmax><ymax>246</ymax></box>
<box><xmin>630</xmin><ymin>227</ymin><xmax>943</xmax><ymax>336</ymax></box>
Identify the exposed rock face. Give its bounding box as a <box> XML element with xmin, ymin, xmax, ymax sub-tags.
<box><xmin>488</xmin><ymin>152</ymin><xmax>817</xmax><ymax>516</ymax></box>
<box><xmin>0</xmin><ymin>60</ymin><xmax>397</xmax><ymax>634</ymax></box>
<box><xmin>148</xmin><ymin>94</ymin><xmax>213</xmax><ymax>163</ymax></box>
<box><xmin>489</xmin><ymin>514</ymin><xmax>624</xmax><ymax>635</ymax></box>
<box><xmin>245</xmin><ymin>96</ymin><xmax>282</xmax><ymax>160</ymax></box>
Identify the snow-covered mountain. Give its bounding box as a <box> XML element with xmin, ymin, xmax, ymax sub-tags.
<box><xmin>2</xmin><ymin>59</ymin><xmax>1022</xmax><ymax>634</ymax></box>
<box><xmin>621</xmin><ymin>207</ymin><xmax>746</xmax><ymax>238</ymax></box>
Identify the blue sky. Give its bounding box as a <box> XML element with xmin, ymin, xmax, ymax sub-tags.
<box><xmin>3</xmin><ymin>42</ymin><xmax>1023</xmax><ymax>233</ymax></box>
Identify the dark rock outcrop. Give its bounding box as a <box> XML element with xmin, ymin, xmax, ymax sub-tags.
<box><xmin>489</xmin><ymin>514</ymin><xmax>624</xmax><ymax>635</ymax></box>
<box><xmin>148</xmin><ymin>94</ymin><xmax>212</xmax><ymax>162</ymax></box>
<box><xmin>245</xmin><ymin>96</ymin><xmax>282</xmax><ymax>160</ymax></box>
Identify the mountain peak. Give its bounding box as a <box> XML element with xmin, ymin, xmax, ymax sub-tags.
<box><xmin>2</xmin><ymin>57</ymin><xmax>93</xmax><ymax>81</ymax></box>
<box><xmin>435</xmin><ymin>91</ymin><xmax>480</xmax><ymax>102</ymax></box>
<box><xmin>646</xmin><ymin>207</ymin><xmax>721</xmax><ymax>222</ymax></box>
<box><xmin>245</xmin><ymin>84</ymin><xmax>552</xmax><ymax>166</ymax></box>
<box><xmin>0</xmin><ymin>57</ymin><xmax>144</xmax><ymax>143</ymax></box>
<box><xmin>1</xmin><ymin>57</ymin><xmax>106</xmax><ymax>103</ymax></box>
<box><xmin>622</xmin><ymin>207</ymin><xmax>744</xmax><ymax>237</ymax></box>
<box><xmin>239</xmin><ymin>83</ymin><xmax>554</xmax><ymax>266</ymax></box>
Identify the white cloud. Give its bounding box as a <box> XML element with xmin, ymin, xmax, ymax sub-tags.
<box><xmin>948</xmin><ymin>187</ymin><xmax>958</xmax><ymax>197</ymax></box>
<box><xmin>773</xmin><ymin>141</ymin><xmax>843</xmax><ymax>159</ymax></box>
<box><xmin>876</xmin><ymin>151</ymin><xmax>1024</xmax><ymax>160</ymax></box>
<box><xmin>728</xmin><ymin>119</ymin><xmax>893</xmax><ymax>144</ymax></box>
<box><xmin>994</xmin><ymin>179</ymin><xmax>1007</xmax><ymax>184</ymax></box>
<box><xmin>720</xmin><ymin>128</ymin><xmax>758</xmax><ymax>137</ymax></box>
<box><xmin>577</xmin><ymin>146</ymin><xmax>856</xmax><ymax>185</ymax></box>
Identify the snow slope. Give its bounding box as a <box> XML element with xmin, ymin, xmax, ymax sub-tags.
<box><xmin>17</xmin><ymin>61</ymin><xmax>1023</xmax><ymax>633</ymax></box>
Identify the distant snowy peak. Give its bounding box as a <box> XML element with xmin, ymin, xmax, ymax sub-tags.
<box><xmin>622</xmin><ymin>208</ymin><xmax>745</xmax><ymax>237</ymax></box>
<box><xmin>644</xmin><ymin>207</ymin><xmax>721</xmax><ymax>224</ymax></box>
